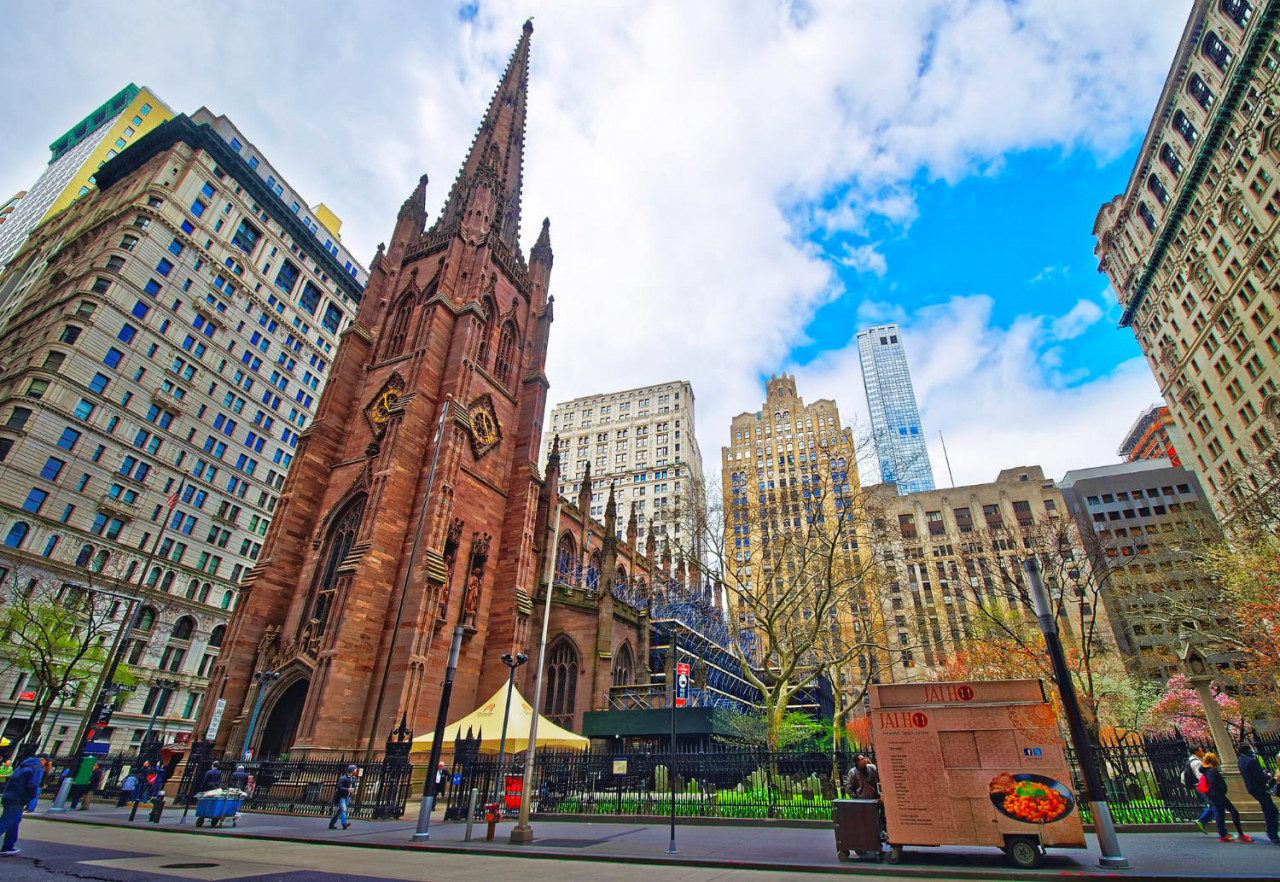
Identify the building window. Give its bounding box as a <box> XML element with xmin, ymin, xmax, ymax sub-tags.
<box><xmin>543</xmin><ymin>638</ymin><xmax>579</xmax><ymax>725</ymax></box>
<box><xmin>1159</xmin><ymin>144</ymin><xmax>1183</xmax><ymax>178</ymax></box>
<box><xmin>1172</xmin><ymin>110</ymin><xmax>1198</xmax><ymax>146</ymax></box>
<box><xmin>1137</xmin><ymin>202</ymin><xmax>1157</xmax><ymax>233</ymax></box>
<box><xmin>4</xmin><ymin>521</ymin><xmax>30</xmax><ymax>548</ymax></box>
<box><xmin>1187</xmin><ymin>74</ymin><xmax>1215</xmax><ymax>110</ymax></box>
<box><xmin>1220</xmin><ymin>0</ymin><xmax>1252</xmax><ymax>29</ymax></box>
<box><xmin>275</xmin><ymin>260</ymin><xmax>300</xmax><ymax>294</ymax></box>
<box><xmin>493</xmin><ymin>321</ymin><xmax>516</xmax><ymax>385</ymax></box>
<box><xmin>1147</xmin><ymin>174</ymin><xmax>1169</xmax><ymax>206</ymax></box>
<box><xmin>1202</xmin><ymin>31</ymin><xmax>1233</xmax><ymax>71</ymax></box>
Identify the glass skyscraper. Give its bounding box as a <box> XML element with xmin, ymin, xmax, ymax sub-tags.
<box><xmin>857</xmin><ymin>322</ymin><xmax>935</xmax><ymax>494</ymax></box>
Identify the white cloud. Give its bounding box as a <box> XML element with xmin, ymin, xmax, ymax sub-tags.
<box><xmin>0</xmin><ymin>0</ymin><xmax>1190</xmax><ymax>490</ymax></box>
<box><xmin>1050</xmin><ymin>298</ymin><xmax>1105</xmax><ymax>340</ymax></box>
<box><xmin>838</xmin><ymin>243</ymin><xmax>888</xmax><ymax>276</ymax></box>
<box><xmin>795</xmin><ymin>296</ymin><xmax>1163</xmax><ymax>487</ymax></box>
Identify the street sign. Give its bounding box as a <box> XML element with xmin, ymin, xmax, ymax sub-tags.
<box><xmin>205</xmin><ymin>698</ymin><xmax>226</xmax><ymax>741</ymax></box>
<box><xmin>84</xmin><ymin>742</ymin><xmax>110</xmax><ymax>755</ymax></box>
<box><xmin>675</xmin><ymin>662</ymin><xmax>690</xmax><ymax>708</ymax></box>
<box><xmin>17</xmin><ymin>691</ymin><xmax>35</xmax><ymax>701</ymax></box>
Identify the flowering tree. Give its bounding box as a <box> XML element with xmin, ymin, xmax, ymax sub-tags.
<box><xmin>1146</xmin><ymin>674</ymin><xmax>1243</xmax><ymax>739</ymax></box>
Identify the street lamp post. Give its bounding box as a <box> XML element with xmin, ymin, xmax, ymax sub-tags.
<box><xmin>241</xmin><ymin>671</ymin><xmax>280</xmax><ymax>760</ymax></box>
<box><xmin>1022</xmin><ymin>558</ymin><xmax>1128</xmax><ymax>870</ymax></box>
<box><xmin>412</xmin><ymin>625</ymin><xmax>464</xmax><ymax>841</ymax></box>
<box><xmin>510</xmin><ymin>498</ymin><xmax>562</xmax><ymax>845</ymax></box>
<box><xmin>492</xmin><ymin>652</ymin><xmax>527</xmax><ymax>815</ymax></box>
<box><xmin>39</xmin><ymin>686</ymin><xmax>78</xmax><ymax>755</ymax></box>
<box><xmin>130</xmin><ymin>677</ymin><xmax>180</xmax><ymax>822</ymax></box>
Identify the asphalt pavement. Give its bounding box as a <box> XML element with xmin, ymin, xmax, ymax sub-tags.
<box><xmin>6</xmin><ymin>802</ymin><xmax>1278</xmax><ymax>881</ymax></box>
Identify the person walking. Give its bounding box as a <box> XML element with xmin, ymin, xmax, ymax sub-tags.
<box><xmin>137</xmin><ymin>762</ymin><xmax>154</xmax><ymax>803</ymax></box>
<box><xmin>1201</xmin><ymin>753</ymin><xmax>1252</xmax><ymax>843</ymax></box>
<box><xmin>78</xmin><ymin>763</ymin><xmax>103</xmax><ymax>811</ymax></box>
<box><xmin>0</xmin><ymin>758</ymin><xmax>13</xmax><ymax>788</ymax></box>
<box><xmin>199</xmin><ymin>765</ymin><xmax>223</xmax><ymax>794</ymax></box>
<box><xmin>329</xmin><ymin>765</ymin><xmax>356</xmax><ymax>830</ymax></box>
<box><xmin>228</xmin><ymin>765</ymin><xmax>248</xmax><ymax>792</ymax></box>
<box><xmin>1184</xmin><ymin>748</ymin><xmax>1214</xmax><ymax>834</ymax></box>
<box><xmin>435</xmin><ymin>761</ymin><xmax>449</xmax><ymax>803</ymax></box>
<box><xmin>1238</xmin><ymin>744</ymin><xmax>1279</xmax><ymax>845</ymax></box>
<box><xmin>117</xmin><ymin>771</ymin><xmax>137</xmax><ymax>807</ymax></box>
<box><xmin>0</xmin><ymin>754</ymin><xmax>50</xmax><ymax>856</ymax></box>
<box><xmin>147</xmin><ymin>766</ymin><xmax>167</xmax><ymax>824</ymax></box>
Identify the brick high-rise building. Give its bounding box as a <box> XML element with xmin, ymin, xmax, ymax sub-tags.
<box><xmin>1093</xmin><ymin>0</ymin><xmax>1279</xmax><ymax>518</ymax></box>
<box><xmin>200</xmin><ymin>22</ymin><xmax>605</xmax><ymax>757</ymax></box>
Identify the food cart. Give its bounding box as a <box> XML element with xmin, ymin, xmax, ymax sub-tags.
<box><xmin>868</xmin><ymin>679</ymin><xmax>1085</xmax><ymax>869</ymax></box>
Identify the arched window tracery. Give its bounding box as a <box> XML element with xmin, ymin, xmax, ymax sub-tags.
<box><xmin>493</xmin><ymin>320</ymin><xmax>516</xmax><ymax>385</ymax></box>
<box><xmin>307</xmin><ymin>496</ymin><xmax>366</xmax><ymax>639</ymax></box>
<box><xmin>543</xmin><ymin>638</ymin><xmax>579</xmax><ymax>725</ymax></box>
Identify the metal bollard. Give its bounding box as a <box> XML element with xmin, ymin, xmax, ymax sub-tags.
<box><xmin>464</xmin><ymin>788</ymin><xmax>479</xmax><ymax>842</ymax></box>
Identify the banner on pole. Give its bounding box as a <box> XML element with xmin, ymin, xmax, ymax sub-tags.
<box><xmin>675</xmin><ymin>662</ymin><xmax>690</xmax><ymax>708</ymax></box>
<box><xmin>205</xmin><ymin>698</ymin><xmax>226</xmax><ymax>740</ymax></box>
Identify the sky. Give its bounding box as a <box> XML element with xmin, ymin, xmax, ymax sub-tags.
<box><xmin>0</xmin><ymin>0</ymin><xmax>1191</xmax><ymax>490</ymax></box>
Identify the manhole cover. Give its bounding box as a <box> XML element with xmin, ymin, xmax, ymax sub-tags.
<box><xmin>160</xmin><ymin>863</ymin><xmax>220</xmax><ymax>869</ymax></box>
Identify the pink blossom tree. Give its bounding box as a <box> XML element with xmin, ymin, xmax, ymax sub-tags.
<box><xmin>1146</xmin><ymin>674</ymin><xmax>1244</xmax><ymax>739</ymax></box>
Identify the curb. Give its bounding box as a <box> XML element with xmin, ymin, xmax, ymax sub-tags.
<box><xmin>29</xmin><ymin>814</ymin><xmax>1280</xmax><ymax>882</ymax></box>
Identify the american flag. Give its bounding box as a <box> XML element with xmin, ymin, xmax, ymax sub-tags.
<box><xmin>167</xmin><ymin>491</ymin><xmax>180</xmax><ymax>509</ymax></box>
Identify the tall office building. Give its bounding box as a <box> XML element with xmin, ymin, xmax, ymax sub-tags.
<box><xmin>1118</xmin><ymin>403</ymin><xmax>1185</xmax><ymax>465</ymax></box>
<box><xmin>871</xmin><ymin>466</ymin><xmax>1121</xmax><ymax>682</ymax></box>
<box><xmin>857</xmin><ymin>322</ymin><xmax>935</xmax><ymax>495</ymax></box>
<box><xmin>0</xmin><ymin>107</ymin><xmax>366</xmax><ymax>752</ymax></box>
<box><xmin>1059</xmin><ymin>460</ymin><xmax>1221</xmax><ymax>681</ymax></box>
<box><xmin>1094</xmin><ymin>0</ymin><xmax>1278</xmax><ymax>518</ymax></box>
<box><xmin>546</xmin><ymin>381</ymin><xmax>705</xmax><ymax>556</ymax></box>
<box><xmin>0</xmin><ymin>84</ymin><xmax>174</xmax><ymax>275</ymax></box>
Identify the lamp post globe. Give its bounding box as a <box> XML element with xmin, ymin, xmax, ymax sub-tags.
<box><xmin>493</xmin><ymin>652</ymin><xmax>528</xmax><ymax>813</ymax></box>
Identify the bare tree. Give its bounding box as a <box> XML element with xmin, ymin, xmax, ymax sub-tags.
<box><xmin>688</xmin><ymin>436</ymin><xmax>904</xmax><ymax>751</ymax></box>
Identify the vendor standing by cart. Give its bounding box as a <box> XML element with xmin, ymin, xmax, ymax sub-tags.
<box><xmin>845</xmin><ymin>754</ymin><xmax>880</xmax><ymax>799</ymax></box>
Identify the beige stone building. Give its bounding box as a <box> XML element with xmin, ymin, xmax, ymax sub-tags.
<box><xmin>0</xmin><ymin>108</ymin><xmax>364</xmax><ymax>752</ymax></box>
<box><xmin>546</xmin><ymin>380</ymin><xmax>704</xmax><ymax>558</ymax></box>
<box><xmin>870</xmin><ymin>466</ymin><xmax>1122</xmax><ymax>684</ymax></box>
<box><xmin>1094</xmin><ymin>0</ymin><xmax>1279</xmax><ymax>518</ymax></box>
<box><xmin>719</xmin><ymin>375</ymin><xmax>887</xmax><ymax>693</ymax></box>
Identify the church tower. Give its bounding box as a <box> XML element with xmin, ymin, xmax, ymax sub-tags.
<box><xmin>203</xmin><ymin>21</ymin><xmax>555</xmax><ymax>757</ymax></box>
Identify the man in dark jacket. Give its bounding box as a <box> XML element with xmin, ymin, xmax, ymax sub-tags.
<box><xmin>1238</xmin><ymin>744</ymin><xmax>1279</xmax><ymax>844</ymax></box>
<box><xmin>199</xmin><ymin>767</ymin><xmax>223</xmax><ymax>793</ymax></box>
<box><xmin>228</xmin><ymin>766</ymin><xmax>248</xmax><ymax>791</ymax></box>
<box><xmin>1</xmin><ymin>754</ymin><xmax>50</xmax><ymax>856</ymax></box>
<box><xmin>329</xmin><ymin>765</ymin><xmax>357</xmax><ymax>830</ymax></box>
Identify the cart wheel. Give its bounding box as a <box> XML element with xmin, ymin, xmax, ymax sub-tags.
<box><xmin>885</xmin><ymin>846</ymin><xmax>904</xmax><ymax>865</ymax></box>
<box><xmin>837</xmin><ymin>850</ymin><xmax>850</xmax><ymax>862</ymax></box>
<box><xmin>1005</xmin><ymin>838</ymin><xmax>1042</xmax><ymax>870</ymax></box>
<box><xmin>195</xmin><ymin>818</ymin><xmax>204</xmax><ymax>827</ymax></box>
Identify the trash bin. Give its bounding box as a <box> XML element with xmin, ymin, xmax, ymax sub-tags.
<box><xmin>833</xmin><ymin>798</ymin><xmax>882</xmax><ymax>861</ymax></box>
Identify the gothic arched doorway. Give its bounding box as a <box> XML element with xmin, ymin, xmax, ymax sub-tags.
<box><xmin>256</xmin><ymin>679</ymin><xmax>308</xmax><ymax>758</ymax></box>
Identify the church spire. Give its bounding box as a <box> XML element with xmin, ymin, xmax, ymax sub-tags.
<box><xmin>433</xmin><ymin>21</ymin><xmax>533</xmax><ymax>252</ymax></box>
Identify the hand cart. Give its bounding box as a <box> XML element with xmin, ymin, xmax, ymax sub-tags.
<box><xmin>194</xmin><ymin>794</ymin><xmax>243</xmax><ymax>827</ymax></box>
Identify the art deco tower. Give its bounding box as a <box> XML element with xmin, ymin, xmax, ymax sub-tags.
<box><xmin>202</xmin><ymin>21</ymin><xmax>556</xmax><ymax>757</ymax></box>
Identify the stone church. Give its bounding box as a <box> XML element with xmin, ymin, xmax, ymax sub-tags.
<box><xmin>200</xmin><ymin>23</ymin><xmax>694</xmax><ymax>758</ymax></box>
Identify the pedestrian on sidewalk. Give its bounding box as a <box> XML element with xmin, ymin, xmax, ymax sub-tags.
<box><xmin>1184</xmin><ymin>748</ymin><xmax>1214</xmax><ymax>833</ymax></box>
<box><xmin>1238</xmin><ymin>744</ymin><xmax>1279</xmax><ymax>845</ymax></box>
<box><xmin>0</xmin><ymin>753</ymin><xmax>50</xmax><ymax>856</ymax></box>
<box><xmin>228</xmin><ymin>765</ymin><xmax>249</xmax><ymax>792</ymax></box>
<box><xmin>199</xmin><ymin>766</ymin><xmax>223</xmax><ymax>794</ymax></box>
<box><xmin>148</xmin><ymin>767</ymin><xmax>167</xmax><ymax>824</ymax></box>
<box><xmin>78</xmin><ymin>762</ymin><xmax>103</xmax><ymax>811</ymax></box>
<box><xmin>118</xmin><ymin>772</ymin><xmax>137</xmax><ymax>807</ymax></box>
<box><xmin>435</xmin><ymin>762</ymin><xmax>449</xmax><ymax>802</ymax></box>
<box><xmin>1201</xmin><ymin>753</ymin><xmax>1251</xmax><ymax>843</ymax></box>
<box><xmin>137</xmin><ymin>762</ymin><xmax>154</xmax><ymax>803</ymax></box>
<box><xmin>329</xmin><ymin>765</ymin><xmax>356</xmax><ymax>830</ymax></box>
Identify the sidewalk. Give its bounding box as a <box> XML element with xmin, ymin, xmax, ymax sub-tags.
<box><xmin>37</xmin><ymin>803</ymin><xmax>1280</xmax><ymax>881</ymax></box>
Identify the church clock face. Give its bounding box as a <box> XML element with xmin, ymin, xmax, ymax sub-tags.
<box><xmin>364</xmin><ymin>376</ymin><xmax>406</xmax><ymax>438</ymax></box>
<box><xmin>468</xmin><ymin>395</ymin><xmax>502</xmax><ymax>458</ymax></box>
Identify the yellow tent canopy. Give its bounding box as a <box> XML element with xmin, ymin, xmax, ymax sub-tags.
<box><xmin>410</xmin><ymin>681</ymin><xmax>589</xmax><ymax>753</ymax></box>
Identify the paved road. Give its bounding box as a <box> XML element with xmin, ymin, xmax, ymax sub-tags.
<box><xmin>6</xmin><ymin>819</ymin><xmax>966</xmax><ymax>882</ymax></box>
<box><xmin>7</xmin><ymin>806</ymin><xmax>1278</xmax><ymax>880</ymax></box>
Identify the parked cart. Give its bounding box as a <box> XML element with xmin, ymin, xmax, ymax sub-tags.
<box><xmin>195</xmin><ymin>791</ymin><xmax>244</xmax><ymax>828</ymax></box>
<box><xmin>833</xmin><ymin>798</ymin><xmax>884</xmax><ymax>861</ymax></box>
<box><xmin>869</xmin><ymin>680</ymin><xmax>1086</xmax><ymax>870</ymax></box>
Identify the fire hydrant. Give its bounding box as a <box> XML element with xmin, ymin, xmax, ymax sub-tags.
<box><xmin>484</xmin><ymin>803</ymin><xmax>500</xmax><ymax>840</ymax></box>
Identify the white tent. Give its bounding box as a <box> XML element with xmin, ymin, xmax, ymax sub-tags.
<box><xmin>410</xmin><ymin>680</ymin><xmax>589</xmax><ymax>753</ymax></box>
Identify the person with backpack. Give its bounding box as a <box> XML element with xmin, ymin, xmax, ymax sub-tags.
<box><xmin>1238</xmin><ymin>744</ymin><xmax>1279</xmax><ymax>845</ymax></box>
<box><xmin>1200</xmin><ymin>752</ymin><xmax>1251</xmax><ymax>843</ymax></box>
<box><xmin>1184</xmin><ymin>748</ymin><xmax>1215</xmax><ymax>833</ymax></box>
<box><xmin>329</xmin><ymin>765</ymin><xmax>356</xmax><ymax>830</ymax></box>
<box><xmin>0</xmin><ymin>754</ymin><xmax>50</xmax><ymax>856</ymax></box>
<box><xmin>117</xmin><ymin>771</ymin><xmax>137</xmax><ymax>807</ymax></box>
